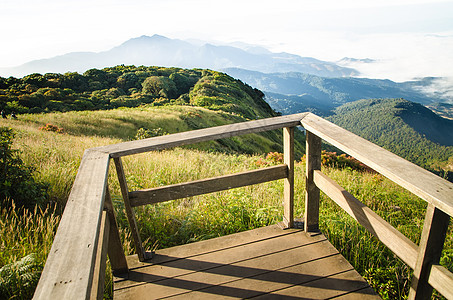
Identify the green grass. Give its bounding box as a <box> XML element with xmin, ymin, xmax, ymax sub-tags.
<box><xmin>0</xmin><ymin>107</ymin><xmax>452</xmax><ymax>299</ymax></box>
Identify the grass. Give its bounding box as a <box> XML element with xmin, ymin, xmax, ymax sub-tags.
<box><xmin>0</xmin><ymin>202</ymin><xmax>60</xmax><ymax>299</ymax></box>
<box><xmin>0</xmin><ymin>107</ymin><xmax>452</xmax><ymax>299</ymax></box>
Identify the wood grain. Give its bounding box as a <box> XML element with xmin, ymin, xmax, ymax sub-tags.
<box><xmin>33</xmin><ymin>150</ymin><xmax>110</xmax><ymax>299</ymax></box>
<box><xmin>283</xmin><ymin>127</ymin><xmax>295</xmax><ymax>228</ymax></box>
<box><xmin>113</xmin><ymin>157</ymin><xmax>146</xmax><ymax>262</ymax></box>
<box><xmin>94</xmin><ymin>113</ymin><xmax>308</xmax><ymax>158</ymax></box>
<box><xmin>409</xmin><ymin>204</ymin><xmax>450</xmax><ymax>299</ymax></box>
<box><xmin>90</xmin><ymin>210</ymin><xmax>110</xmax><ymax>300</ymax></box>
<box><xmin>428</xmin><ymin>264</ymin><xmax>453</xmax><ymax>300</ymax></box>
<box><xmin>104</xmin><ymin>188</ymin><xmax>128</xmax><ymax>275</ymax></box>
<box><xmin>305</xmin><ymin>131</ymin><xmax>321</xmax><ymax>233</ymax></box>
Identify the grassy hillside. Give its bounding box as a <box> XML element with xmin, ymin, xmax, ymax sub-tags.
<box><xmin>1</xmin><ymin>113</ymin><xmax>452</xmax><ymax>299</ymax></box>
<box><xmin>1</xmin><ymin>105</ymin><xmax>305</xmax><ymax>208</ymax></box>
<box><xmin>328</xmin><ymin>98</ymin><xmax>453</xmax><ymax>178</ymax></box>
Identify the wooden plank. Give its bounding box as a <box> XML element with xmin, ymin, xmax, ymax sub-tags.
<box><xmin>34</xmin><ymin>150</ymin><xmax>110</xmax><ymax>299</ymax></box>
<box><xmin>90</xmin><ymin>210</ymin><xmax>110</xmax><ymax>300</ymax></box>
<box><xmin>257</xmin><ymin>270</ymin><xmax>377</xmax><ymax>299</ymax></box>
<box><xmin>314</xmin><ymin>170</ymin><xmax>419</xmax><ymax>269</ymax></box>
<box><xmin>129</xmin><ymin>165</ymin><xmax>288</xmax><ymax>207</ymax></box>
<box><xmin>94</xmin><ymin>113</ymin><xmax>308</xmax><ymax>158</ymax></box>
<box><xmin>103</xmin><ymin>188</ymin><xmax>128</xmax><ymax>275</ymax></box>
<box><xmin>300</xmin><ymin>112</ymin><xmax>453</xmax><ymax>217</ymax></box>
<box><xmin>113</xmin><ymin>157</ymin><xmax>147</xmax><ymax>262</ymax></box>
<box><xmin>163</xmin><ymin>255</ymin><xmax>358</xmax><ymax>300</ymax></box>
<box><xmin>428</xmin><ymin>264</ymin><xmax>453</xmax><ymax>300</ymax></box>
<box><xmin>114</xmin><ymin>226</ymin><xmax>377</xmax><ymax>299</ymax></box>
<box><xmin>123</xmin><ymin>225</ymin><xmax>299</xmax><ymax>270</ymax></box>
<box><xmin>305</xmin><ymin>131</ymin><xmax>321</xmax><ymax>233</ymax></box>
<box><xmin>283</xmin><ymin>127</ymin><xmax>295</xmax><ymax>228</ymax></box>
<box><xmin>409</xmin><ymin>204</ymin><xmax>450</xmax><ymax>299</ymax></box>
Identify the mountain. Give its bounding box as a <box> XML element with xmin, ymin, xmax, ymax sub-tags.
<box><xmin>0</xmin><ymin>35</ymin><xmax>357</xmax><ymax>78</ymax></box>
<box><xmin>223</xmin><ymin>68</ymin><xmax>448</xmax><ymax>116</ymax></box>
<box><xmin>327</xmin><ymin>98</ymin><xmax>453</xmax><ymax>174</ymax></box>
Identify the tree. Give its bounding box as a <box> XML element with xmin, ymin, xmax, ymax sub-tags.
<box><xmin>142</xmin><ymin>76</ymin><xmax>177</xmax><ymax>99</ymax></box>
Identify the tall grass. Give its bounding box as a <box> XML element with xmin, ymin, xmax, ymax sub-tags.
<box><xmin>0</xmin><ymin>202</ymin><xmax>60</xmax><ymax>299</ymax></box>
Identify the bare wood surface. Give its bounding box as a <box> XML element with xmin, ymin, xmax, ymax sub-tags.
<box><xmin>314</xmin><ymin>170</ymin><xmax>418</xmax><ymax>269</ymax></box>
<box><xmin>283</xmin><ymin>127</ymin><xmax>295</xmax><ymax>228</ymax></box>
<box><xmin>94</xmin><ymin>113</ymin><xmax>308</xmax><ymax>158</ymax></box>
<box><xmin>300</xmin><ymin>113</ymin><xmax>453</xmax><ymax>217</ymax></box>
<box><xmin>113</xmin><ymin>157</ymin><xmax>146</xmax><ymax>262</ymax></box>
<box><xmin>428</xmin><ymin>264</ymin><xmax>453</xmax><ymax>300</ymax></box>
<box><xmin>114</xmin><ymin>225</ymin><xmax>379</xmax><ymax>299</ymax></box>
<box><xmin>124</xmin><ymin>225</ymin><xmax>297</xmax><ymax>270</ymax></box>
<box><xmin>409</xmin><ymin>204</ymin><xmax>450</xmax><ymax>299</ymax></box>
<box><xmin>90</xmin><ymin>210</ymin><xmax>110</xmax><ymax>300</ymax></box>
<box><xmin>104</xmin><ymin>188</ymin><xmax>128</xmax><ymax>275</ymax></box>
<box><xmin>34</xmin><ymin>150</ymin><xmax>110</xmax><ymax>299</ymax></box>
<box><xmin>129</xmin><ymin>165</ymin><xmax>288</xmax><ymax>207</ymax></box>
<box><xmin>305</xmin><ymin>131</ymin><xmax>321</xmax><ymax>233</ymax></box>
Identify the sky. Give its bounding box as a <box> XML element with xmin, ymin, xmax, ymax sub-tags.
<box><xmin>1</xmin><ymin>0</ymin><xmax>453</xmax><ymax>81</ymax></box>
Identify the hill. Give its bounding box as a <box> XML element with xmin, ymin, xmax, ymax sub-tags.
<box><xmin>0</xmin><ymin>66</ymin><xmax>278</xmax><ymax>119</ymax></box>
<box><xmin>0</xmin><ymin>35</ymin><xmax>357</xmax><ymax>78</ymax></box>
<box><xmin>327</xmin><ymin>98</ymin><xmax>453</xmax><ymax>176</ymax></box>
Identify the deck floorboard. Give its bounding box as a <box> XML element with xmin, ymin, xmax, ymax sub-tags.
<box><xmin>114</xmin><ymin>225</ymin><xmax>380</xmax><ymax>299</ymax></box>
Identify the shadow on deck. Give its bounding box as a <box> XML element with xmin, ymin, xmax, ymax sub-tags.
<box><xmin>114</xmin><ymin>225</ymin><xmax>379</xmax><ymax>299</ymax></box>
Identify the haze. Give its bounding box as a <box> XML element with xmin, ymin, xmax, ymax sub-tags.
<box><xmin>1</xmin><ymin>0</ymin><xmax>453</xmax><ymax>81</ymax></box>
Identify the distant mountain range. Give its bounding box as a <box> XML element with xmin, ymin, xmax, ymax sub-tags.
<box><xmin>0</xmin><ymin>35</ymin><xmax>357</xmax><ymax>78</ymax></box>
<box><xmin>223</xmin><ymin>68</ymin><xmax>452</xmax><ymax>116</ymax></box>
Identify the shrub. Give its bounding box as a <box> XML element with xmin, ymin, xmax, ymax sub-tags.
<box><xmin>0</xmin><ymin>127</ymin><xmax>47</xmax><ymax>208</ymax></box>
<box><xmin>301</xmin><ymin>150</ymin><xmax>375</xmax><ymax>173</ymax></box>
<box><xmin>135</xmin><ymin>127</ymin><xmax>168</xmax><ymax>140</ymax></box>
<box><xmin>38</xmin><ymin>123</ymin><xmax>64</xmax><ymax>134</ymax></box>
<box><xmin>0</xmin><ymin>253</ymin><xmax>42</xmax><ymax>300</ymax></box>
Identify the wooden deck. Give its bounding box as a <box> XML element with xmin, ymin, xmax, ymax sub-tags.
<box><xmin>114</xmin><ymin>225</ymin><xmax>380</xmax><ymax>299</ymax></box>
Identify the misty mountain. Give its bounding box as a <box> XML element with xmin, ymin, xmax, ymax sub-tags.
<box><xmin>223</xmin><ymin>68</ymin><xmax>445</xmax><ymax>116</ymax></box>
<box><xmin>0</xmin><ymin>35</ymin><xmax>357</xmax><ymax>78</ymax></box>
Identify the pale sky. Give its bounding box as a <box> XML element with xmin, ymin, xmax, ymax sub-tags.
<box><xmin>1</xmin><ymin>0</ymin><xmax>453</xmax><ymax>81</ymax></box>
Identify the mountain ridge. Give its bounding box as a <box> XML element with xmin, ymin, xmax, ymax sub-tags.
<box><xmin>223</xmin><ymin>68</ymin><xmax>452</xmax><ymax>115</ymax></box>
<box><xmin>327</xmin><ymin>98</ymin><xmax>453</xmax><ymax>176</ymax></box>
<box><xmin>0</xmin><ymin>35</ymin><xmax>357</xmax><ymax>78</ymax></box>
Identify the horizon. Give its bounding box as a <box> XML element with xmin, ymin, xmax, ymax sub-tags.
<box><xmin>1</xmin><ymin>0</ymin><xmax>453</xmax><ymax>82</ymax></box>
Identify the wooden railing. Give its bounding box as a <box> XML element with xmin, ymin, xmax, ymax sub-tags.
<box><xmin>33</xmin><ymin>113</ymin><xmax>453</xmax><ymax>299</ymax></box>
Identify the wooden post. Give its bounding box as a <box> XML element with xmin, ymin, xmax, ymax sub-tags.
<box><xmin>305</xmin><ymin>130</ymin><xmax>321</xmax><ymax>233</ymax></box>
<box><xmin>113</xmin><ymin>157</ymin><xmax>147</xmax><ymax>262</ymax></box>
<box><xmin>90</xmin><ymin>210</ymin><xmax>110</xmax><ymax>300</ymax></box>
<box><xmin>283</xmin><ymin>127</ymin><xmax>295</xmax><ymax>228</ymax></box>
<box><xmin>409</xmin><ymin>204</ymin><xmax>450</xmax><ymax>299</ymax></box>
<box><xmin>103</xmin><ymin>188</ymin><xmax>128</xmax><ymax>275</ymax></box>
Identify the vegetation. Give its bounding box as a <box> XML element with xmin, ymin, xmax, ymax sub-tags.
<box><xmin>0</xmin><ymin>66</ymin><xmax>276</xmax><ymax>120</ymax></box>
<box><xmin>0</xmin><ymin>127</ymin><xmax>47</xmax><ymax>208</ymax></box>
<box><xmin>1</xmin><ymin>69</ymin><xmax>452</xmax><ymax>299</ymax></box>
<box><xmin>328</xmin><ymin>98</ymin><xmax>453</xmax><ymax>180</ymax></box>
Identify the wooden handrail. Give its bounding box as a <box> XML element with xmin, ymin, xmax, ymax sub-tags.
<box><xmin>300</xmin><ymin>113</ymin><xmax>453</xmax><ymax>217</ymax></box>
<box><xmin>129</xmin><ymin>165</ymin><xmax>288</xmax><ymax>207</ymax></box>
<box><xmin>33</xmin><ymin>114</ymin><xmax>304</xmax><ymax>299</ymax></box>
<box><xmin>300</xmin><ymin>113</ymin><xmax>453</xmax><ymax>300</ymax></box>
<box><xmin>34</xmin><ymin>112</ymin><xmax>453</xmax><ymax>299</ymax></box>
